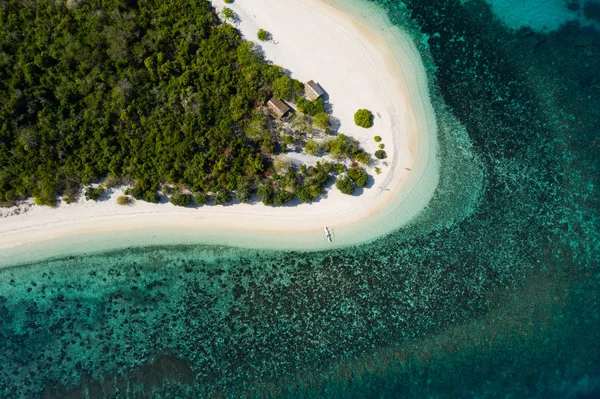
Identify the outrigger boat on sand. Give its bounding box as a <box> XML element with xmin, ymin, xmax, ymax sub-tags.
<box><xmin>323</xmin><ymin>226</ymin><xmax>332</xmax><ymax>242</ymax></box>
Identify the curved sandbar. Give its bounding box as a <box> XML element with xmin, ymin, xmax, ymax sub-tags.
<box><xmin>0</xmin><ymin>0</ymin><xmax>438</xmax><ymax>266</ymax></box>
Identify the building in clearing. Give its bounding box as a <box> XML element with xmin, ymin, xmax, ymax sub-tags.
<box><xmin>305</xmin><ymin>80</ymin><xmax>325</xmax><ymax>101</ymax></box>
<box><xmin>267</xmin><ymin>97</ymin><xmax>291</xmax><ymax>118</ymax></box>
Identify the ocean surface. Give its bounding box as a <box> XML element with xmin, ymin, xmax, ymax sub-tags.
<box><xmin>1</xmin><ymin>0</ymin><xmax>599</xmax><ymax>397</ymax></box>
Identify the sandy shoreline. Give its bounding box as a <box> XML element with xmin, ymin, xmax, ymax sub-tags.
<box><xmin>0</xmin><ymin>0</ymin><xmax>439</xmax><ymax>266</ymax></box>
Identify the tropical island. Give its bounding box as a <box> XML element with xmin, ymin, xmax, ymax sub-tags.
<box><xmin>0</xmin><ymin>0</ymin><xmax>437</xmax><ymax>259</ymax></box>
<box><xmin>0</xmin><ymin>0</ymin><xmax>381</xmax><ymax>208</ymax></box>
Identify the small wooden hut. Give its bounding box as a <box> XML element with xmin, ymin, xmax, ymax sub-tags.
<box><xmin>267</xmin><ymin>97</ymin><xmax>291</xmax><ymax>118</ymax></box>
<box><xmin>305</xmin><ymin>80</ymin><xmax>325</xmax><ymax>101</ymax></box>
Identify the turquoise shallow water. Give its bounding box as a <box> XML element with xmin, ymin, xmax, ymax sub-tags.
<box><xmin>1</xmin><ymin>0</ymin><xmax>599</xmax><ymax>397</ymax></box>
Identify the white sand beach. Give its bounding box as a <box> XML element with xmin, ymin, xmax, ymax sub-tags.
<box><xmin>0</xmin><ymin>0</ymin><xmax>439</xmax><ymax>266</ymax></box>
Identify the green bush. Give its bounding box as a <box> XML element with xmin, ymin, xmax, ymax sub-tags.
<box><xmin>347</xmin><ymin>168</ymin><xmax>368</xmax><ymax>188</ymax></box>
<box><xmin>274</xmin><ymin>189</ymin><xmax>294</xmax><ymax>206</ymax></box>
<box><xmin>296</xmin><ymin>97</ymin><xmax>326</xmax><ymax>116</ymax></box>
<box><xmin>272</xmin><ymin>75</ymin><xmax>303</xmax><ymax>100</ymax></box>
<box><xmin>335</xmin><ymin>175</ymin><xmax>355</xmax><ymax>195</ymax></box>
<box><xmin>84</xmin><ymin>186</ymin><xmax>105</xmax><ymax>201</ymax></box>
<box><xmin>316</xmin><ymin>161</ymin><xmax>333</xmax><ymax>174</ymax></box>
<box><xmin>224</xmin><ymin>0</ymin><xmax>233</xmax><ymax>4</ymax></box>
<box><xmin>375</xmin><ymin>149</ymin><xmax>387</xmax><ymax>159</ymax></box>
<box><xmin>170</xmin><ymin>192</ymin><xmax>192</xmax><ymax>207</ymax></box>
<box><xmin>130</xmin><ymin>183</ymin><xmax>160</xmax><ymax>203</ymax></box>
<box><xmin>161</xmin><ymin>185</ymin><xmax>175</xmax><ymax>196</ymax></box>
<box><xmin>144</xmin><ymin>191</ymin><xmax>161</xmax><ymax>203</ymax></box>
<box><xmin>354</xmin><ymin>151</ymin><xmax>371</xmax><ymax>165</ymax></box>
<box><xmin>257</xmin><ymin>29</ymin><xmax>269</xmax><ymax>41</ymax></box>
<box><xmin>313</xmin><ymin>112</ymin><xmax>330</xmax><ymax>130</ymax></box>
<box><xmin>221</xmin><ymin>7</ymin><xmax>234</xmax><ymax>20</ymax></box>
<box><xmin>378</xmin><ymin>143</ymin><xmax>385</xmax><ymax>149</ymax></box>
<box><xmin>323</xmin><ymin>134</ymin><xmax>365</xmax><ymax>160</ymax></box>
<box><xmin>354</xmin><ymin>109</ymin><xmax>374</xmax><ymax>128</ymax></box>
<box><xmin>334</xmin><ymin>163</ymin><xmax>345</xmax><ymax>174</ymax></box>
<box><xmin>33</xmin><ymin>194</ymin><xmax>57</xmax><ymax>207</ymax></box>
<box><xmin>295</xmin><ymin>184</ymin><xmax>317</xmax><ymax>203</ymax></box>
<box><xmin>117</xmin><ymin>195</ymin><xmax>132</xmax><ymax>205</ymax></box>
<box><xmin>214</xmin><ymin>189</ymin><xmax>231</xmax><ymax>205</ymax></box>
<box><xmin>305</xmin><ymin>139</ymin><xmax>319</xmax><ymax>156</ymax></box>
<box><xmin>374</xmin><ymin>135</ymin><xmax>382</xmax><ymax>142</ymax></box>
<box><xmin>237</xmin><ymin>182</ymin><xmax>251</xmax><ymax>203</ymax></box>
<box><xmin>257</xmin><ymin>183</ymin><xmax>275</xmax><ymax>205</ymax></box>
<box><xmin>194</xmin><ymin>192</ymin><xmax>210</xmax><ymax>206</ymax></box>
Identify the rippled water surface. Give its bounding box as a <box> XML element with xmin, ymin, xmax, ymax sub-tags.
<box><xmin>1</xmin><ymin>0</ymin><xmax>599</xmax><ymax>397</ymax></box>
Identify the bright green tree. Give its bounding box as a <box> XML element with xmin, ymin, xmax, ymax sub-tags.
<box><xmin>354</xmin><ymin>109</ymin><xmax>374</xmax><ymax>128</ymax></box>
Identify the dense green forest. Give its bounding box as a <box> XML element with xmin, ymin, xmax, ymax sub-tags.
<box><xmin>0</xmin><ymin>0</ymin><xmax>370</xmax><ymax>206</ymax></box>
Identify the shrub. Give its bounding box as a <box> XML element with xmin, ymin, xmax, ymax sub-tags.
<box><xmin>295</xmin><ymin>184</ymin><xmax>317</xmax><ymax>203</ymax></box>
<box><xmin>170</xmin><ymin>192</ymin><xmax>192</xmax><ymax>207</ymax></box>
<box><xmin>237</xmin><ymin>182</ymin><xmax>251</xmax><ymax>203</ymax></box>
<box><xmin>84</xmin><ymin>186</ymin><xmax>105</xmax><ymax>201</ymax></box>
<box><xmin>335</xmin><ymin>175</ymin><xmax>355</xmax><ymax>195</ymax></box>
<box><xmin>316</xmin><ymin>161</ymin><xmax>333</xmax><ymax>174</ymax></box>
<box><xmin>274</xmin><ymin>189</ymin><xmax>293</xmax><ymax>206</ymax></box>
<box><xmin>347</xmin><ymin>168</ymin><xmax>368</xmax><ymax>188</ymax></box>
<box><xmin>221</xmin><ymin>7</ymin><xmax>234</xmax><ymax>21</ymax></box>
<box><xmin>143</xmin><ymin>191</ymin><xmax>161</xmax><ymax>203</ymax></box>
<box><xmin>375</xmin><ymin>149</ymin><xmax>387</xmax><ymax>159</ymax></box>
<box><xmin>33</xmin><ymin>195</ymin><xmax>57</xmax><ymax>207</ymax></box>
<box><xmin>375</xmin><ymin>167</ymin><xmax>382</xmax><ymax>175</ymax></box>
<box><xmin>354</xmin><ymin>151</ymin><xmax>371</xmax><ymax>165</ymax></box>
<box><xmin>354</xmin><ymin>109</ymin><xmax>373</xmax><ymax>128</ymax></box>
<box><xmin>313</xmin><ymin>112</ymin><xmax>330</xmax><ymax>130</ymax></box>
<box><xmin>117</xmin><ymin>195</ymin><xmax>132</xmax><ymax>205</ymax></box>
<box><xmin>274</xmin><ymin>156</ymin><xmax>292</xmax><ymax>174</ymax></box>
<box><xmin>334</xmin><ymin>163</ymin><xmax>345</xmax><ymax>174</ymax></box>
<box><xmin>213</xmin><ymin>189</ymin><xmax>231</xmax><ymax>205</ymax></box>
<box><xmin>130</xmin><ymin>181</ymin><xmax>160</xmax><ymax>203</ymax></box>
<box><xmin>378</xmin><ymin>143</ymin><xmax>385</xmax><ymax>149</ymax></box>
<box><xmin>273</xmin><ymin>75</ymin><xmax>300</xmax><ymax>100</ymax></box>
<box><xmin>261</xmin><ymin>138</ymin><xmax>274</xmax><ymax>154</ymax></box>
<box><xmin>305</xmin><ymin>139</ymin><xmax>319</xmax><ymax>156</ymax></box>
<box><xmin>257</xmin><ymin>29</ymin><xmax>269</xmax><ymax>41</ymax></box>
<box><xmin>224</xmin><ymin>0</ymin><xmax>233</xmax><ymax>3</ymax></box>
<box><xmin>161</xmin><ymin>185</ymin><xmax>174</xmax><ymax>196</ymax></box>
<box><xmin>257</xmin><ymin>183</ymin><xmax>275</xmax><ymax>205</ymax></box>
<box><xmin>323</xmin><ymin>134</ymin><xmax>347</xmax><ymax>158</ymax></box>
<box><xmin>296</xmin><ymin>97</ymin><xmax>325</xmax><ymax>116</ymax></box>
<box><xmin>374</xmin><ymin>135</ymin><xmax>382</xmax><ymax>142</ymax></box>
<box><xmin>194</xmin><ymin>192</ymin><xmax>209</xmax><ymax>206</ymax></box>
<box><xmin>103</xmin><ymin>175</ymin><xmax>119</xmax><ymax>188</ymax></box>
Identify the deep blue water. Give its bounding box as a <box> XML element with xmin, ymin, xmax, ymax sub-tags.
<box><xmin>1</xmin><ymin>0</ymin><xmax>599</xmax><ymax>397</ymax></box>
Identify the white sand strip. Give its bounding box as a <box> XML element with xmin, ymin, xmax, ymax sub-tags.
<box><xmin>0</xmin><ymin>0</ymin><xmax>439</xmax><ymax>266</ymax></box>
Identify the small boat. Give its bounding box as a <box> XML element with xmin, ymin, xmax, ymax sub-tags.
<box><xmin>323</xmin><ymin>226</ymin><xmax>332</xmax><ymax>242</ymax></box>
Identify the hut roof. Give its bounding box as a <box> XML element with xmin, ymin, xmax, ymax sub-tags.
<box><xmin>267</xmin><ymin>97</ymin><xmax>291</xmax><ymax>117</ymax></box>
<box><xmin>305</xmin><ymin>80</ymin><xmax>325</xmax><ymax>100</ymax></box>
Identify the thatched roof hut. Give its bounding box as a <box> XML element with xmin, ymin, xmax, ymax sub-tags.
<box><xmin>305</xmin><ymin>80</ymin><xmax>325</xmax><ymax>101</ymax></box>
<box><xmin>267</xmin><ymin>97</ymin><xmax>291</xmax><ymax>118</ymax></box>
